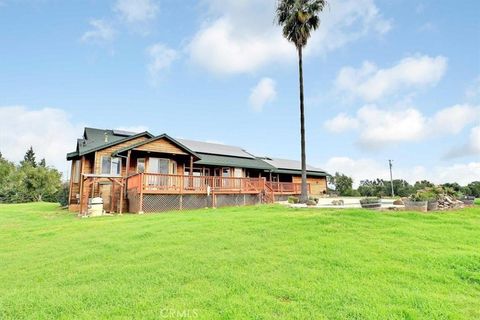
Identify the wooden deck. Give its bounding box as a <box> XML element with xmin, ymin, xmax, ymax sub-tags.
<box><xmin>126</xmin><ymin>173</ymin><xmax>309</xmax><ymax>195</ymax></box>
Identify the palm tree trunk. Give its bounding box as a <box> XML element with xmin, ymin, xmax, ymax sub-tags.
<box><xmin>298</xmin><ymin>46</ymin><xmax>308</xmax><ymax>203</ymax></box>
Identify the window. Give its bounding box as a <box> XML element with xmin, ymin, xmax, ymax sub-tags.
<box><xmin>101</xmin><ymin>156</ymin><xmax>121</xmax><ymax>175</ymax></box>
<box><xmin>222</xmin><ymin>168</ymin><xmax>230</xmax><ymax>177</ymax></box>
<box><xmin>137</xmin><ymin>158</ymin><xmax>145</xmax><ymax>173</ymax></box>
<box><xmin>191</xmin><ymin>167</ymin><xmax>203</xmax><ymax>176</ymax></box>
<box><xmin>72</xmin><ymin>160</ymin><xmax>81</xmax><ymax>183</ymax></box>
<box><xmin>148</xmin><ymin>158</ymin><xmax>169</xmax><ymax>174</ymax></box>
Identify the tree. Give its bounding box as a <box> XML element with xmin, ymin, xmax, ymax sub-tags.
<box><xmin>413</xmin><ymin>180</ymin><xmax>434</xmax><ymax>191</ymax></box>
<box><xmin>18</xmin><ymin>165</ymin><xmax>62</xmax><ymax>202</ymax></box>
<box><xmin>276</xmin><ymin>0</ymin><xmax>327</xmax><ymax>202</ymax></box>
<box><xmin>0</xmin><ymin>157</ymin><xmax>16</xmax><ymax>203</ymax></box>
<box><xmin>358</xmin><ymin>179</ymin><xmax>386</xmax><ymax>197</ymax></box>
<box><xmin>331</xmin><ymin>172</ymin><xmax>354</xmax><ymax>196</ymax></box>
<box><xmin>465</xmin><ymin>181</ymin><xmax>480</xmax><ymax>197</ymax></box>
<box><xmin>21</xmin><ymin>146</ymin><xmax>36</xmax><ymax>167</ymax></box>
<box><xmin>389</xmin><ymin>179</ymin><xmax>413</xmax><ymax>197</ymax></box>
<box><xmin>39</xmin><ymin>158</ymin><xmax>46</xmax><ymax>167</ymax></box>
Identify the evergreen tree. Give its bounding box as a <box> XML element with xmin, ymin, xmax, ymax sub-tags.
<box><xmin>39</xmin><ymin>158</ymin><xmax>46</xmax><ymax>167</ymax></box>
<box><xmin>21</xmin><ymin>146</ymin><xmax>37</xmax><ymax>167</ymax></box>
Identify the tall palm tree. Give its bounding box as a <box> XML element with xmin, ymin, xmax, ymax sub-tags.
<box><xmin>276</xmin><ymin>0</ymin><xmax>326</xmax><ymax>203</ymax></box>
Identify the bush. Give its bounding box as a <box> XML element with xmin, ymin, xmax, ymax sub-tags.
<box><xmin>57</xmin><ymin>182</ymin><xmax>69</xmax><ymax>207</ymax></box>
<box><xmin>410</xmin><ymin>190</ymin><xmax>437</xmax><ymax>202</ymax></box>
<box><xmin>308</xmin><ymin>196</ymin><xmax>319</xmax><ymax>204</ymax></box>
<box><xmin>288</xmin><ymin>196</ymin><xmax>299</xmax><ymax>204</ymax></box>
<box><xmin>306</xmin><ymin>199</ymin><xmax>317</xmax><ymax>206</ymax></box>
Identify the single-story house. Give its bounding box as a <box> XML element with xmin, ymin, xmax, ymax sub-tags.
<box><xmin>67</xmin><ymin>128</ymin><xmax>328</xmax><ymax>214</ymax></box>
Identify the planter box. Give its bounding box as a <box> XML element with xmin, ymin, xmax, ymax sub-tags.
<box><xmin>404</xmin><ymin>200</ymin><xmax>428</xmax><ymax>212</ymax></box>
<box><xmin>462</xmin><ymin>196</ymin><xmax>475</xmax><ymax>206</ymax></box>
<box><xmin>427</xmin><ymin>200</ymin><xmax>438</xmax><ymax>211</ymax></box>
<box><xmin>462</xmin><ymin>199</ymin><xmax>474</xmax><ymax>206</ymax></box>
<box><xmin>360</xmin><ymin>202</ymin><xmax>381</xmax><ymax>209</ymax></box>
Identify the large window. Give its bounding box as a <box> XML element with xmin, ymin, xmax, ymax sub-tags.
<box><xmin>101</xmin><ymin>156</ymin><xmax>121</xmax><ymax>176</ymax></box>
<box><xmin>148</xmin><ymin>158</ymin><xmax>169</xmax><ymax>174</ymax></box>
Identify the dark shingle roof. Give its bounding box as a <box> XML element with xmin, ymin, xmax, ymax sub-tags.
<box><xmin>66</xmin><ymin>128</ymin><xmax>329</xmax><ymax>176</ymax></box>
<box><xmin>66</xmin><ymin>128</ymin><xmax>154</xmax><ymax>160</ymax></box>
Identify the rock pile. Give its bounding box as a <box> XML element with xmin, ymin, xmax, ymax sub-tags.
<box><xmin>436</xmin><ymin>195</ymin><xmax>464</xmax><ymax>210</ymax></box>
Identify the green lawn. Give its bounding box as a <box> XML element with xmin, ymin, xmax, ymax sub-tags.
<box><xmin>1</xmin><ymin>203</ymin><xmax>479</xmax><ymax>319</ymax></box>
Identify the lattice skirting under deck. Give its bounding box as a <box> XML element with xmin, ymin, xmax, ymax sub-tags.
<box><xmin>137</xmin><ymin>194</ymin><xmax>261</xmax><ymax>213</ymax></box>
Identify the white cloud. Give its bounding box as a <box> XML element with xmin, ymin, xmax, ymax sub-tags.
<box><xmin>188</xmin><ymin>0</ymin><xmax>391</xmax><ymax>74</ymax></box>
<box><xmin>444</xmin><ymin>126</ymin><xmax>480</xmax><ymax>159</ymax></box>
<box><xmin>0</xmin><ymin>106</ymin><xmax>83</xmax><ymax>175</ymax></box>
<box><xmin>466</xmin><ymin>76</ymin><xmax>480</xmax><ymax>102</ymax></box>
<box><xmin>146</xmin><ymin>43</ymin><xmax>177</xmax><ymax>82</ymax></box>
<box><xmin>81</xmin><ymin>19</ymin><xmax>116</xmax><ymax>44</ymax></box>
<box><xmin>324</xmin><ymin>156</ymin><xmax>480</xmax><ymax>187</ymax></box>
<box><xmin>335</xmin><ymin>55</ymin><xmax>447</xmax><ymax>102</ymax></box>
<box><xmin>356</xmin><ymin>106</ymin><xmax>426</xmax><ymax>146</ymax></box>
<box><xmin>249</xmin><ymin>78</ymin><xmax>277</xmax><ymax>112</ymax></box>
<box><xmin>114</xmin><ymin>0</ymin><xmax>159</xmax><ymax>23</ymax></box>
<box><xmin>324</xmin><ymin>104</ymin><xmax>480</xmax><ymax>148</ymax></box>
<box><xmin>324</xmin><ymin>113</ymin><xmax>359</xmax><ymax>133</ymax></box>
<box><xmin>429</xmin><ymin>104</ymin><xmax>479</xmax><ymax>135</ymax></box>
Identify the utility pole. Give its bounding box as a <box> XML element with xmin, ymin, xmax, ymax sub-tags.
<box><xmin>388</xmin><ymin>160</ymin><xmax>394</xmax><ymax>197</ymax></box>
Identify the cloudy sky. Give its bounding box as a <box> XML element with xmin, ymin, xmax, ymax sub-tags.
<box><xmin>0</xmin><ymin>0</ymin><xmax>479</xmax><ymax>185</ymax></box>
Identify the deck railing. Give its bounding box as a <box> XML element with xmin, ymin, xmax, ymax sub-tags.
<box><xmin>126</xmin><ymin>173</ymin><xmax>309</xmax><ymax>195</ymax></box>
<box><xmin>265</xmin><ymin>181</ymin><xmax>310</xmax><ymax>194</ymax></box>
<box><xmin>127</xmin><ymin>173</ymin><xmax>269</xmax><ymax>194</ymax></box>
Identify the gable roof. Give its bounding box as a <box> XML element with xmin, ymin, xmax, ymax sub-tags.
<box><xmin>66</xmin><ymin>128</ymin><xmax>329</xmax><ymax>176</ymax></box>
<box><xmin>111</xmin><ymin>134</ymin><xmax>199</xmax><ymax>159</ymax></box>
<box><xmin>66</xmin><ymin>128</ymin><xmax>154</xmax><ymax>160</ymax></box>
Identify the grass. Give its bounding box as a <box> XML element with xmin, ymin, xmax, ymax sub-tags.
<box><xmin>0</xmin><ymin>203</ymin><xmax>479</xmax><ymax>319</ymax></box>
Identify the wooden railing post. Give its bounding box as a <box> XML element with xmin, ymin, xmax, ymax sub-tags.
<box><xmin>180</xmin><ymin>173</ymin><xmax>184</xmax><ymax>194</ymax></box>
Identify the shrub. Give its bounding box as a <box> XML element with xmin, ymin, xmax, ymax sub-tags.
<box><xmin>288</xmin><ymin>196</ymin><xmax>299</xmax><ymax>204</ymax></box>
<box><xmin>57</xmin><ymin>182</ymin><xmax>69</xmax><ymax>207</ymax></box>
<box><xmin>308</xmin><ymin>196</ymin><xmax>319</xmax><ymax>204</ymax></box>
<box><xmin>306</xmin><ymin>199</ymin><xmax>317</xmax><ymax>206</ymax></box>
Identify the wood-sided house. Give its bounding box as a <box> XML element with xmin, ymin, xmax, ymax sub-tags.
<box><xmin>67</xmin><ymin>128</ymin><xmax>328</xmax><ymax>214</ymax></box>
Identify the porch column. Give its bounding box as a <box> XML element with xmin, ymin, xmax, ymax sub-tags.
<box><xmin>189</xmin><ymin>156</ymin><xmax>194</xmax><ymax>189</ymax></box>
<box><xmin>126</xmin><ymin>150</ymin><xmax>131</xmax><ymax>176</ymax></box>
